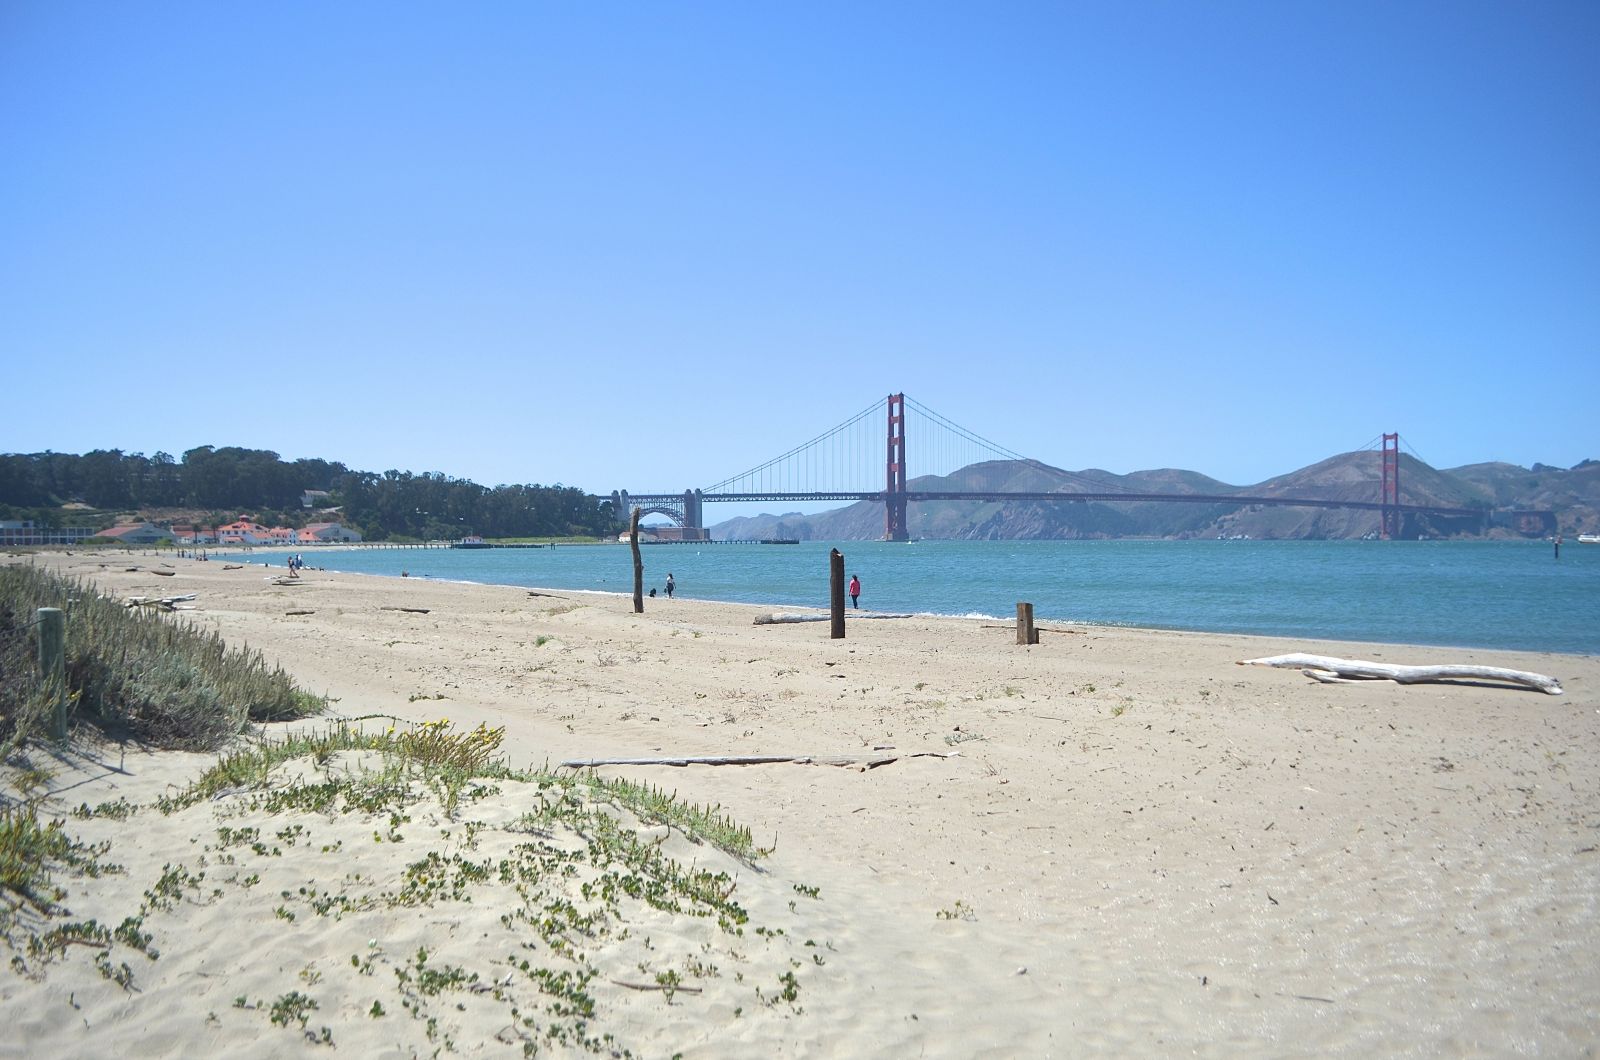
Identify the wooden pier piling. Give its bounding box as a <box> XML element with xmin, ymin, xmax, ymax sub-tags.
<box><xmin>829</xmin><ymin>549</ymin><xmax>845</xmax><ymax>639</ymax></box>
<box><xmin>1016</xmin><ymin>602</ymin><xmax>1038</xmax><ymax>645</ymax></box>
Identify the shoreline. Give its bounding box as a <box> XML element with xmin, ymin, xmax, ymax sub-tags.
<box><xmin>5</xmin><ymin>549</ymin><xmax>1598</xmax><ymax>1055</ymax></box>
<box><xmin>205</xmin><ymin>544</ymin><xmax>1600</xmax><ymax>659</ymax></box>
<box><xmin>33</xmin><ymin>538</ymin><xmax>1598</xmax><ymax>658</ymax></box>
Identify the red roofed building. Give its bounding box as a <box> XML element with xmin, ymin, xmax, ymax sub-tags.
<box><xmin>172</xmin><ymin>525</ymin><xmax>217</xmax><ymax>545</ymax></box>
<box><xmin>216</xmin><ymin>519</ymin><xmax>272</xmax><ymax>545</ymax></box>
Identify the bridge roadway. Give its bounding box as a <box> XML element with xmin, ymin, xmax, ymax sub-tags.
<box><xmin>620</xmin><ymin>490</ymin><xmax>1490</xmax><ymax>518</ymax></box>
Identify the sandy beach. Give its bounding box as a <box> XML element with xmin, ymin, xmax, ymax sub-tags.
<box><xmin>4</xmin><ymin>549</ymin><xmax>1597</xmax><ymax>1057</ymax></box>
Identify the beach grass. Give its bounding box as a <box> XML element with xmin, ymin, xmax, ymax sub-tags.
<box><xmin>0</xmin><ymin>564</ymin><xmax>324</xmax><ymax>753</ymax></box>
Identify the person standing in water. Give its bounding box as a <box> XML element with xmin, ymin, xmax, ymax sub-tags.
<box><xmin>848</xmin><ymin>573</ymin><xmax>860</xmax><ymax>609</ymax></box>
<box><xmin>665</xmin><ymin>573</ymin><xmax>675</xmax><ymax>598</ymax></box>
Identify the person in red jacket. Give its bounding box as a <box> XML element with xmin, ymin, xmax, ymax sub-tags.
<box><xmin>848</xmin><ymin>573</ymin><xmax>861</xmax><ymax>609</ymax></box>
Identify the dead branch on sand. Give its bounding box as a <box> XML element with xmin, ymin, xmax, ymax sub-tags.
<box><xmin>559</xmin><ymin>751</ymin><xmax>960</xmax><ymax>770</ymax></box>
<box><xmin>754</xmin><ymin>612</ymin><xmax>914</xmax><ymax>625</ymax></box>
<box><xmin>125</xmin><ymin>594</ymin><xmax>198</xmax><ymax>612</ymax></box>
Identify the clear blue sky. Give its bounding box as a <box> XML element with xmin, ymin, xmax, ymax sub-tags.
<box><xmin>3</xmin><ymin>1</ymin><xmax>1596</xmax><ymax>503</ymax></box>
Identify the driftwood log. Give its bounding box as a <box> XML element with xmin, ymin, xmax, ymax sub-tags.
<box><xmin>559</xmin><ymin>751</ymin><xmax>959</xmax><ymax>770</ymax></box>
<box><xmin>1241</xmin><ymin>653</ymin><xmax>1564</xmax><ymax>695</ymax></box>
<box><xmin>753</xmin><ymin>612</ymin><xmax>913</xmax><ymax>625</ymax></box>
<box><xmin>381</xmin><ymin>606</ymin><xmax>431</xmax><ymax>614</ymax></box>
<box><xmin>125</xmin><ymin>594</ymin><xmax>197</xmax><ymax>612</ymax></box>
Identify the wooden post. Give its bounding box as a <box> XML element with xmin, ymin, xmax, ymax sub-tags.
<box><xmin>37</xmin><ymin>607</ymin><xmax>67</xmax><ymax>740</ymax></box>
<box><xmin>1016</xmin><ymin>602</ymin><xmax>1038</xmax><ymax>645</ymax></box>
<box><xmin>829</xmin><ymin>548</ymin><xmax>845</xmax><ymax>639</ymax></box>
<box><xmin>629</xmin><ymin>508</ymin><xmax>644</xmax><ymax>613</ymax></box>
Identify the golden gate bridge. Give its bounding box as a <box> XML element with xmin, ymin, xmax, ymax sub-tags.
<box><xmin>610</xmin><ymin>393</ymin><xmax>1544</xmax><ymax>541</ymax></box>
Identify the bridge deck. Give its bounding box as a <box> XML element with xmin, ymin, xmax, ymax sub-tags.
<box><xmin>619</xmin><ymin>490</ymin><xmax>1500</xmax><ymax>518</ymax></box>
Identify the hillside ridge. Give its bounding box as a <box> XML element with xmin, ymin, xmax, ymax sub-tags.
<box><xmin>710</xmin><ymin>451</ymin><xmax>1598</xmax><ymax>541</ymax></box>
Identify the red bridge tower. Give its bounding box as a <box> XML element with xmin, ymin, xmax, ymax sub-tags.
<box><xmin>884</xmin><ymin>393</ymin><xmax>909</xmax><ymax>541</ymax></box>
<box><xmin>1380</xmin><ymin>433</ymin><xmax>1400</xmax><ymax>539</ymax></box>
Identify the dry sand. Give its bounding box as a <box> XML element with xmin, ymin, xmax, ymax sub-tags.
<box><xmin>4</xmin><ymin>550</ymin><xmax>1598</xmax><ymax>1057</ymax></box>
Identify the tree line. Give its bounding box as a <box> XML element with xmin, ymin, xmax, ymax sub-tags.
<box><xmin>0</xmin><ymin>447</ymin><xmax>619</xmax><ymax>541</ymax></box>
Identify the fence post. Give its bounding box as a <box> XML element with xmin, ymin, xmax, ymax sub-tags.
<box><xmin>829</xmin><ymin>549</ymin><xmax>846</xmax><ymax>639</ymax></box>
<box><xmin>37</xmin><ymin>607</ymin><xmax>67</xmax><ymax>740</ymax></box>
<box><xmin>1016</xmin><ymin>602</ymin><xmax>1038</xmax><ymax>645</ymax></box>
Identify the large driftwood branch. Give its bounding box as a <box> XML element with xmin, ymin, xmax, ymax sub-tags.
<box><xmin>1241</xmin><ymin>653</ymin><xmax>1564</xmax><ymax>695</ymax></box>
<box><xmin>125</xmin><ymin>594</ymin><xmax>197</xmax><ymax>612</ymax></box>
<box><xmin>754</xmin><ymin>612</ymin><xmax>913</xmax><ymax>625</ymax></box>
<box><xmin>559</xmin><ymin>751</ymin><xmax>959</xmax><ymax>770</ymax></box>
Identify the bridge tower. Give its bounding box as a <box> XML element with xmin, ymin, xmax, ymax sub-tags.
<box><xmin>884</xmin><ymin>393</ymin><xmax>909</xmax><ymax>541</ymax></box>
<box><xmin>1380</xmin><ymin>433</ymin><xmax>1400</xmax><ymax>540</ymax></box>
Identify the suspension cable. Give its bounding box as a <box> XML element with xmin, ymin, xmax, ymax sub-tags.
<box><xmin>702</xmin><ymin>399</ymin><xmax>883</xmax><ymax>493</ymax></box>
<box><xmin>904</xmin><ymin>396</ymin><xmax>1137</xmax><ymax>493</ymax></box>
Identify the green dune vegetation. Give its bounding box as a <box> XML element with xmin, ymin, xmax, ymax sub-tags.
<box><xmin>0</xmin><ymin>564</ymin><xmax>323</xmax><ymax>755</ymax></box>
<box><xmin>2</xmin><ymin>565</ymin><xmax>807</xmax><ymax>1055</ymax></box>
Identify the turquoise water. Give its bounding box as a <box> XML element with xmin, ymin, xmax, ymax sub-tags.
<box><xmin>236</xmin><ymin>539</ymin><xmax>1599</xmax><ymax>655</ymax></box>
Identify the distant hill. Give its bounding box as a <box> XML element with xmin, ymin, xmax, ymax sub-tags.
<box><xmin>1446</xmin><ymin>460</ymin><xmax>1600</xmax><ymax>532</ymax></box>
<box><xmin>708</xmin><ymin>452</ymin><xmax>1600</xmax><ymax>541</ymax></box>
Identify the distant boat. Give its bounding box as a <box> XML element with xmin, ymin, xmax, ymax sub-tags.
<box><xmin>452</xmin><ymin>535</ymin><xmax>491</xmax><ymax>549</ymax></box>
<box><xmin>1579</xmin><ymin>534</ymin><xmax>1600</xmax><ymax>545</ymax></box>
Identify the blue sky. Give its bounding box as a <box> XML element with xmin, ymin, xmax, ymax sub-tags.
<box><xmin>3</xmin><ymin>1</ymin><xmax>1596</xmax><ymax>507</ymax></box>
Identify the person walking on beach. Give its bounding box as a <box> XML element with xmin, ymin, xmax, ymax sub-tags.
<box><xmin>665</xmin><ymin>573</ymin><xmax>675</xmax><ymax>599</ymax></box>
<box><xmin>848</xmin><ymin>573</ymin><xmax>861</xmax><ymax>609</ymax></box>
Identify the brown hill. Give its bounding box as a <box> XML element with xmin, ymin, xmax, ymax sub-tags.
<box><xmin>1446</xmin><ymin>460</ymin><xmax>1600</xmax><ymax>534</ymax></box>
<box><xmin>710</xmin><ymin>452</ymin><xmax>1592</xmax><ymax>541</ymax></box>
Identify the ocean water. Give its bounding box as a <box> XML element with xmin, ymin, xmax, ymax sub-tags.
<box><xmin>235</xmin><ymin>539</ymin><xmax>1599</xmax><ymax>656</ymax></box>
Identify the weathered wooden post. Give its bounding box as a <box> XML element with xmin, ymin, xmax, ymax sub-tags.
<box><xmin>629</xmin><ymin>508</ymin><xmax>644</xmax><ymax>613</ymax></box>
<box><xmin>829</xmin><ymin>548</ymin><xmax>846</xmax><ymax>639</ymax></box>
<box><xmin>37</xmin><ymin>607</ymin><xmax>67</xmax><ymax>740</ymax></box>
<box><xmin>1016</xmin><ymin>602</ymin><xmax>1038</xmax><ymax>645</ymax></box>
